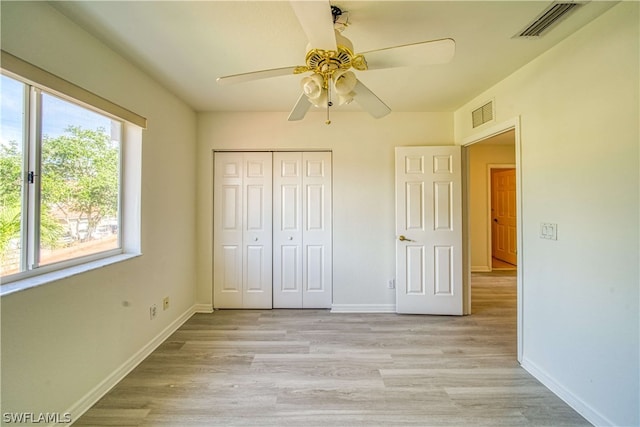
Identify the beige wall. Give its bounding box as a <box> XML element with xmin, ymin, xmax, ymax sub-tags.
<box><xmin>196</xmin><ymin>112</ymin><xmax>453</xmax><ymax>309</ymax></box>
<box><xmin>0</xmin><ymin>1</ymin><xmax>197</xmax><ymax>419</ymax></box>
<box><xmin>467</xmin><ymin>142</ymin><xmax>516</xmax><ymax>271</ymax></box>
<box><xmin>456</xmin><ymin>3</ymin><xmax>639</xmax><ymax>425</ymax></box>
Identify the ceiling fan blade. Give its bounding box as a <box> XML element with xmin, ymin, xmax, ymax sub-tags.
<box><xmin>217</xmin><ymin>66</ymin><xmax>299</xmax><ymax>85</ymax></box>
<box><xmin>290</xmin><ymin>0</ymin><xmax>337</xmax><ymax>50</ymax></box>
<box><xmin>288</xmin><ymin>93</ymin><xmax>312</xmax><ymax>121</ymax></box>
<box><xmin>360</xmin><ymin>38</ymin><xmax>455</xmax><ymax>71</ymax></box>
<box><xmin>353</xmin><ymin>80</ymin><xmax>391</xmax><ymax>119</ymax></box>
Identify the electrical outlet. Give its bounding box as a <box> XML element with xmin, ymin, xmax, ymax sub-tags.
<box><xmin>388</xmin><ymin>279</ymin><xmax>396</xmax><ymax>289</ymax></box>
<box><xmin>163</xmin><ymin>297</ymin><xmax>170</xmax><ymax>311</ymax></box>
<box><xmin>149</xmin><ymin>304</ymin><xmax>157</xmax><ymax>320</ymax></box>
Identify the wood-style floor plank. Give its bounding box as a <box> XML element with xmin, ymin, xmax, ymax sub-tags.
<box><xmin>74</xmin><ymin>272</ymin><xmax>590</xmax><ymax>426</ymax></box>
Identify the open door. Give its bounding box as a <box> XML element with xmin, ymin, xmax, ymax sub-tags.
<box><xmin>395</xmin><ymin>146</ymin><xmax>463</xmax><ymax>315</ymax></box>
<box><xmin>491</xmin><ymin>168</ymin><xmax>517</xmax><ymax>266</ymax></box>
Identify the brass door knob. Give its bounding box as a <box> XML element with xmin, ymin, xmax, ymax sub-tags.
<box><xmin>399</xmin><ymin>235</ymin><xmax>415</xmax><ymax>242</ymax></box>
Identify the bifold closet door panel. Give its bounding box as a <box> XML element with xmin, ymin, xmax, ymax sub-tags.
<box><xmin>213</xmin><ymin>152</ymin><xmax>243</xmax><ymax>308</ymax></box>
<box><xmin>273</xmin><ymin>152</ymin><xmax>332</xmax><ymax>309</ymax></box>
<box><xmin>213</xmin><ymin>152</ymin><xmax>272</xmax><ymax>309</ymax></box>
<box><xmin>273</xmin><ymin>153</ymin><xmax>304</xmax><ymax>308</ymax></box>
<box><xmin>301</xmin><ymin>152</ymin><xmax>332</xmax><ymax>309</ymax></box>
<box><xmin>242</xmin><ymin>153</ymin><xmax>273</xmax><ymax>309</ymax></box>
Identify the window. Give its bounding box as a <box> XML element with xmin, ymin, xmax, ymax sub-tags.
<box><xmin>1</xmin><ymin>51</ymin><xmax>145</xmax><ymax>291</ymax></box>
<box><xmin>1</xmin><ymin>73</ymin><xmax>124</xmax><ymax>282</ymax></box>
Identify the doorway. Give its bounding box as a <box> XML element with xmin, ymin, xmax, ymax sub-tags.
<box><xmin>462</xmin><ymin>118</ymin><xmax>522</xmax><ymax>362</ymax></box>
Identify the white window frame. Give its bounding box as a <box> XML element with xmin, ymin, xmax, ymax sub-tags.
<box><xmin>0</xmin><ymin>51</ymin><xmax>145</xmax><ymax>295</ymax></box>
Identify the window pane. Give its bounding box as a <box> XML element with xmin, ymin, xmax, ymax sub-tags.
<box><xmin>0</xmin><ymin>75</ymin><xmax>26</xmax><ymax>276</ymax></box>
<box><xmin>39</xmin><ymin>92</ymin><xmax>121</xmax><ymax>267</ymax></box>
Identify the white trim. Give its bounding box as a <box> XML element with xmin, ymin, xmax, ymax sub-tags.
<box><xmin>63</xmin><ymin>305</ymin><xmax>197</xmax><ymax>425</ymax></box>
<box><xmin>0</xmin><ymin>253</ymin><xmax>141</xmax><ymax>296</ymax></box>
<box><xmin>522</xmin><ymin>358</ymin><xmax>613</xmax><ymax>427</ymax></box>
<box><xmin>194</xmin><ymin>303</ymin><xmax>214</xmax><ymax>313</ymax></box>
<box><xmin>471</xmin><ymin>265</ymin><xmax>491</xmax><ymax>272</ymax></box>
<box><xmin>461</xmin><ymin>116</ymin><xmax>523</xmax><ymax>363</ymax></box>
<box><xmin>331</xmin><ymin>304</ymin><xmax>396</xmax><ymax>313</ymax></box>
<box><xmin>461</xmin><ymin>118</ymin><xmax>518</xmax><ymax>146</ymax></box>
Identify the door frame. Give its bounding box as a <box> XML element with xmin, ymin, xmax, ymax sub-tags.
<box><xmin>461</xmin><ymin>117</ymin><xmax>523</xmax><ymax>362</ymax></box>
<box><xmin>488</xmin><ymin>164</ymin><xmax>516</xmax><ymax>269</ymax></box>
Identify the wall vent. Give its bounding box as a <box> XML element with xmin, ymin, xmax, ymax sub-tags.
<box><xmin>472</xmin><ymin>101</ymin><xmax>494</xmax><ymax>128</ymax></box>
<box><xmin>515</xmin><ymin>2</ymin><xmax>582</xmax><ymax>38</ymax></box>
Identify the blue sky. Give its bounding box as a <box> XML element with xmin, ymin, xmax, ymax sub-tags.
<box><xmin>1</xmin><ymin>74</ymin><xmax>112</xmax><ymax>147</ymax></box>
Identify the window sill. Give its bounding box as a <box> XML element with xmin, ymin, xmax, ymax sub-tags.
<box><xmin>0</xmin><ymin>253</ymin><xmax>141</xmax><ymax>297</ymax></box>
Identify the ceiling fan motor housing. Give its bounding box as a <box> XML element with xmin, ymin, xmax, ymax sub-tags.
<box><xmin>295</xmin><ymin>31</ymin><xmax>368</xmax><ymax>87</ymax></box>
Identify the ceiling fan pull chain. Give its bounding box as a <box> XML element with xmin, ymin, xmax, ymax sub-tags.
<box><xmin>326</xmin><ymin>78</ymin><xmax>332</xmax><ymax>125</ymax></box>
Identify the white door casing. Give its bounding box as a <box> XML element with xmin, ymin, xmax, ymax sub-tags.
<box><xmin>213</xmin><ymin>152</ymin><xmax>272</xmax><ymax>309</ymax></box>
<box><xmin>395</xmin><ymin>146</ymin><xmax>463</xmax><ymax>315</ymax></box>
<box><xmin>273</xmin><ymin>152</ymin><xmax>332</xmax><ymax>308</ymax></box>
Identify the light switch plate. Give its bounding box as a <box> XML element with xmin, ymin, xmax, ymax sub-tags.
<box><xmin>540</xmin><ymin>223</ymin><xmax>557</xmax><ymax>240</ymax></box>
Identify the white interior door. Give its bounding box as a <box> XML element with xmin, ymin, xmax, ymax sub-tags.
<box><xmin>214</xmin><ymin>152</ymin><xmax>272</xmax><ymax>309</ymax></box>
<box><xmin>395</xmin><ymin>146</ymin><xmax>463</xmax><ymax>315</ymax></box>
<box><xmin>273</xmin><ymin>152</ymin><xmax>332</xmax><ymax>308</ymax></box>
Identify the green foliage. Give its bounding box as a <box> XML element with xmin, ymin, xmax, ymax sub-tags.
<box><xmin>0</xmin><ymin>206</ymin><xmax>21</xmax><ymax>265</ymax></box>
<box><xmin>41</xmin><ymin>125</ymin><xmax>119</xmax><ymax>241</ymax></box>
<box><xmin>0</xmin><ymin>140</ymin><xmax>22</xmax><ymax>208</ymax></box>
<box><xmin>0</xmin><ymin>125</ymin><xmax>119</xmax><ymax>268</ymax></box>
<box><xmin>0</xmin><ymin>141</ymin><xmax>23</xmax><ymax>264</ymax></box>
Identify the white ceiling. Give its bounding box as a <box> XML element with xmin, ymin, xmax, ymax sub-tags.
<box><xmin>51</xmin><ymin>1</ymin><xmax>616</xmax><ymax>114</ymax></box>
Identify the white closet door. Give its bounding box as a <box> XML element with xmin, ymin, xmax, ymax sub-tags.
<box><xmin>273</xmin><ymin>152</ymin><xmax>332</xmax><ymax>308</ymax></box>
<box><xmin>213</xmin><ymin>152</ymin><xmax>243</xmax><ymax>308</ymax></box>
<box><xmin>302</xmin><ymin>152</ymin><xmax>332</xmax><ymax>308</ymax></box>
<box><xmin>273</xmin><ymin>153</ymin><xmax>304</xmax><ymax>308</ymax></box>
<box><xmin>214</xmin><ymin>152</ymin><xmax>272</xmax><ymax>309</ymax></box>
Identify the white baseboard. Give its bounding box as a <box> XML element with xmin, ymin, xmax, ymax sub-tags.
<box><xmin>331</xmin><ymin>304</ymin><xmax>396</xmax><ymax>313</ymax></box>
<box><xmin>194</xmin><ymin>303</ymin><xmax>213</xmax><ymax>313</ymax></box>
<box><xmin>521</xmin><ymin>357</ymin><xmax>612</xmax><ymax>427</ymax></box>
<box><xmin>63</xmin><ymin>304</ymin><xmax>197</xmax><ymax>425</ymax></box>
<box><xmin>471</xmin><ymin>265</ymin><xmax>491</xmax><ymax>272</ymax></box>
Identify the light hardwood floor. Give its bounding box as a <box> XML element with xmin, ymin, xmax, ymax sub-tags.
<box><xmin>75</xmin><ymin>272</ymin><xmax>590</xmax><ymax>426</ymax></box>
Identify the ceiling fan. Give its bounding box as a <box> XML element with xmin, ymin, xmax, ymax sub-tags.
<box><xmin>216</xmin><ymin>1</ymin><xmax>455</xmax><ymax>124</ymax></box>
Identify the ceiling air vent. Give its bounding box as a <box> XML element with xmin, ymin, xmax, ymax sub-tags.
<box><xmin>516</xmin><ymin>2</ymin><xmax>582</xmax><ymax>38</ymax></box>
<box><xmin>472</xmin><ymin>101</ymin><xmax>494</xmax><ymax>128</ymax></box>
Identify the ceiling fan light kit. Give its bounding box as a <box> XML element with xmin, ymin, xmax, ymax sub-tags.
<box><xmin>216</xmin><ymin>2</ymin><xmax>455</xmax><ymax>124</ymax></box>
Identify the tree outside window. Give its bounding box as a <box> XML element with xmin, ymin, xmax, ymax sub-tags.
<box><xmin>0</xmin><ymin>74</ymin><xmax>121</xmax><ymax>278</ymax></box>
